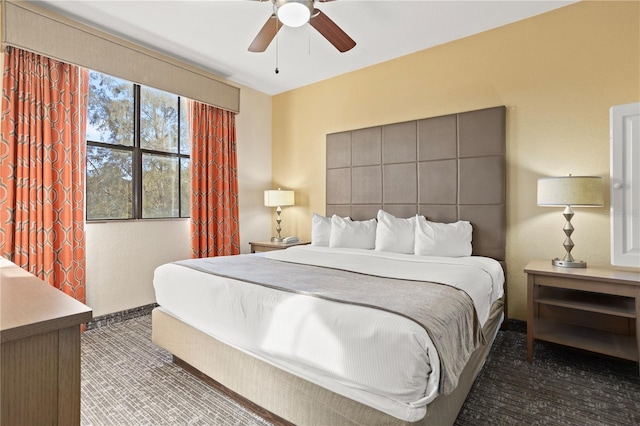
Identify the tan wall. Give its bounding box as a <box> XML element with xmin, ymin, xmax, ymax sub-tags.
<box><xmin>271</xmin><ymin>1</ymin><xmax>640</xmax><ymax>321</ymax></box>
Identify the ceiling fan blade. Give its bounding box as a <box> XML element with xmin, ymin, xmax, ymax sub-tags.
<box><xmin>248</xmin><ymin>14</ymin><xmax>281</xmax><ymax>52</ymax></box>
<box><xmin>309</xmin><ymin>9</ymin><xmax>356</xmax><ymax>53</ymax></box>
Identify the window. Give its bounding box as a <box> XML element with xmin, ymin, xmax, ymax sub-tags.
<box><xmin>86</xmin><ymin>71</ymin><xmax>190</xmax><ymax>220</ymax></box>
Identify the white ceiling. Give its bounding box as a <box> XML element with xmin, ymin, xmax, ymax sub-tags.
<box><xmin>31</xmin><ymin>0</ymin><xmax>575</xmax><ymax>95</ymax></box>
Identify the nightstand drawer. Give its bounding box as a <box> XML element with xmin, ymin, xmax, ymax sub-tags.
<box><xmin>533</xmin><ymin>274</ymin><xmax>637</xmax><ymax>297</ymax></box>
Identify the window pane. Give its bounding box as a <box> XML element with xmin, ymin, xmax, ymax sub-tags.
<box><xmin>87</xmin><ymin>71</ymin><xmax>134</xmax><ymax>145</ymax></box>
<box><xmin>86</xmin><ymin>71</ymin><xmax>191</xmax><ymax>221</ymax></box>
<box><xmin>140</xmin><ymin>86</ymin><xmax>178</xmax><ymax>153</ymax></box>
<box><xmin>86</xmin><ymin>146</ymin><xmax>133</xmax><ymax>220</ymax></box>
<box><xmin>180</xmin><ymin>158</ymin><xmax>191</xmax><ymax>218</ymax></box>
<box><xmin>180</xmin><ymin>97</ymin><xmax>190</xmax><ymax>155</ymax></box>
<box><xmin>142</xmin><ymin>154</ymin><xmax>179</xmax><ymax>218</ymax></box>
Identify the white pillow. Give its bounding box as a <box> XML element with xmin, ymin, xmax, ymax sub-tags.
<box><xmin>329</xmin><ymin>215</ymin><xmax>377</xmax><ymax>249</ymax></box>
<box><xmin>311</xmin><ymin>213</ymin><xmax>333</xmax><ymax>246</ymax></box>
<box><xmin>312</xmin><ymin>213</ymin><xmax>352</xmax><ymax>246</ymax></box>
<box><xmin>374</xmin><ymin>210</ymin><xmax>416</xmax><ymax>254</ymax></box>
<box><xmin>414</xmin><ymin>216</ymin><xmax>473</xmax><ymax>257</ymax></box>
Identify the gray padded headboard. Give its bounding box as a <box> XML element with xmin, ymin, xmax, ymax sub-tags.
<box><xmin>326</xmin><ymin>106</ymin><xmax>506</xmax><ymax>261</ymax></box>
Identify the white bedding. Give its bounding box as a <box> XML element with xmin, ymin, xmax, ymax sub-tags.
<box><xmin>153</xmin><ymin>246</ymin><xmax>504</xmax><ymax>422</ymax></box>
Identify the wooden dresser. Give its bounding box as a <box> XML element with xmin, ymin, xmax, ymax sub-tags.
<box><xmin>525</xmin><ymin>260</ymin><xmax>640</xmax><ymax>374</ymax></box>
<box><xmin>1</xmin><ymin>261</ymin><xmax>92</xmax><ymax>425</ymax></box>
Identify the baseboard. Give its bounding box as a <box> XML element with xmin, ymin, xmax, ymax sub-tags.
<box><xmin>86</xmin><ymin>303</ymin><xmax>158</xmax><ymax>330</ymax></box>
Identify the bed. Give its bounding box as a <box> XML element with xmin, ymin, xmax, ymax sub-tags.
<box><xmin>152</xmin><ymin>106</ymin><xmax>507</xmax><ymax>425</ymax></box>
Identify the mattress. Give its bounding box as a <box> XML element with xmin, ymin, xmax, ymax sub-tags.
<box><xmin>153</xmin><ymin>246</ymin><xmax>504</xmax><ymax>422</ymax></box>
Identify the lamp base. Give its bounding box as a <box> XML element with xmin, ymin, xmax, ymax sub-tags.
<box><xmin>552</xmin><ymin>258</ymin><xmax>587</xmax><ymax>268</ymax></box>
<box><xmin>271</xmin><ymin>237</ymin><xmax>284</xmax><ymax>243</ymax></box>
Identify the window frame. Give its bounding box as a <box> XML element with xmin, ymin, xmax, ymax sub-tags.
<box><xmin>86</xmin><ymin>74</ymin><xmax>190</xmax><ymax>221</ymax></box>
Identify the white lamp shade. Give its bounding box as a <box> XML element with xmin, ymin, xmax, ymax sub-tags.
<box><xmin>264</xmin><ymin>189</ymin><xmax>295</xmax><ymax>207</ymax></box>
<box><xmin>276</xmin><ymin>1</ymin><xmax>312</xmax><ymax>28</ymax></box>
<box><xmin>537</xmin><ymin>176</ymin><xmax>604</xmax><ymax>207</ymax></box>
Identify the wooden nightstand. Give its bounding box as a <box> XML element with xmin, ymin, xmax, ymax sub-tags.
<box><xmin>249</xmin><ymin>240</ymin><xmax>309</xmax><ymax>253</ymax></box>
<box><xmin>525</xmin><ymin>260</ymin><xmax>640</xmax><ymax>374</ymax></box>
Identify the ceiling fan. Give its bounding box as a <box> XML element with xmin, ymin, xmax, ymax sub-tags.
<box><xmin>248</xmin><ymin>0</ymin><xmax>356</xmax><ymax>53</ymax></box>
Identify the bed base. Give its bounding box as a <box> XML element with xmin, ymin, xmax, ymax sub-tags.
<box><xmin>151</xmin><ymin>297</ymin><xmax>503</xmax><ymax>426</ymax></box>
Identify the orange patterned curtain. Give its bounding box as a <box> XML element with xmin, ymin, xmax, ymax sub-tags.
<box><xmin>189</xmin><ymin>100</ymin><xmax>240</xmax><ymax>258</ymax></box>
<box><xmin>0</xmin><ymin>47</ymin><xmax>88</xmax><ymax>303</ymax></box>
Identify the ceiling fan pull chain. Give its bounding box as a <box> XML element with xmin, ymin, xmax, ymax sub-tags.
<box><xmin>275</xmin><ymin>17</ymin><xmax>280</xmax><ymax>74</ymax></box>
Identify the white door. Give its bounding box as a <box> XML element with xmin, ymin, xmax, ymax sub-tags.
<box><xmin>610</xmin><ymin>102</ymin><xmax>640</xmax><ymax>267</ymax></box>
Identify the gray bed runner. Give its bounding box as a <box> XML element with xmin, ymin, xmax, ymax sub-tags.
<box><xmin>174</xmin><ymin>254</ymin><xmax>484</xmax><ymax>395</ymax></box>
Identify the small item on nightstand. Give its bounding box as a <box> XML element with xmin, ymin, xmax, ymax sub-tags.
<box><xmin>264</xmin><ymin>188</ymin><xmax>295</xmax><ymax>242</ymax></box>
<box><xmin>536</xmin><ymin>175</ymin><xmax>604</xmax><ymax>268</ymax></box>
<box><xmin>282</xmin><ymin>236</ymin><xmax>300</xmax><ymax>244</ymax></box>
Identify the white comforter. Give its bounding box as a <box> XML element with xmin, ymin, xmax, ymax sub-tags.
<box><xmin>153</xmin><ymin>246</ymin><xmax>504</xmax><ymax>422</ymax></box>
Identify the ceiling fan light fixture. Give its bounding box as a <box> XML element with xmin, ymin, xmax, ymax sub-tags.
<box><xmin>275</xmin><ymin>0</ymin><xmax>313</xmax><ymax>28</ymax></box>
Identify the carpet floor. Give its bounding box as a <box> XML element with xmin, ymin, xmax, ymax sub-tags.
<box><xmin>81</xmin><ymin>315</ymin><xmax>640</xmax><ymax>425</ymax></box>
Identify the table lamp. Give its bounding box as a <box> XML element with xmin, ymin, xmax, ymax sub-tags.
<box><xmin>537</xmin><ymin>175</ymin><xmax>603</xmax><ymax>268</ymax></box>
<box><xmin>264</xmin><ymin>188</ymin><xmax>295</xmax><ymax>242</ymax></box>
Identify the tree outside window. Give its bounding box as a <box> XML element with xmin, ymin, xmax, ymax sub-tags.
<box><xmin>86</xmin><ymin>71</ymin><xmax>190</xmax><ymax>220</ymax></box>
